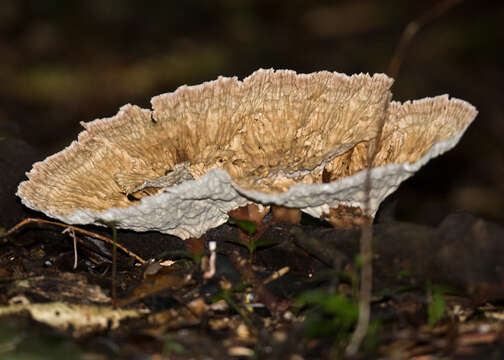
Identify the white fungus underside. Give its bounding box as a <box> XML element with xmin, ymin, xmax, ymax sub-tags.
<box><xmin>19</xmin><ymin>125</ymin><xmax>469</xmax><ymax>239</ymax></box>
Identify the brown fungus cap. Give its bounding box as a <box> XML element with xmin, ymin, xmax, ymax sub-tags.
<box><xmin>17</xmin><ymin>69</ymin><xmax>477</xmax><ymax>239</ymax></box>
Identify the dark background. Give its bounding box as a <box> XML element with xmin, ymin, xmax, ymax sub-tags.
<box><xmin>1</xmin><ymin>0</ymin><xmax>503</xmax><ymax>226</ymax></box>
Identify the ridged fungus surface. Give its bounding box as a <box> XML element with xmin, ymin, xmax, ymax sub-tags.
<box><xmin>17</xmin><ymin>69</ymin><xmax>477</xmax><ymax>239</ymax></box>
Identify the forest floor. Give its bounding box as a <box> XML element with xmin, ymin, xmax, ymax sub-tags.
<box><xmin>2</xmin><ymin>190</ymin><xmax>504</xmax><ymax>359</ymax></box>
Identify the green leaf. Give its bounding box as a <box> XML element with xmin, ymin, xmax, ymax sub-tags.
<box><xmin>163</xmin><ymin>338</ymin><xmax>185</xmax><ymax>355</ymax></box>
<box><xmin>229</xmin><ymin>218</ymin><xmax>257</xmax><ymax>235</ymax></box>
<box><xmin>296</xmin><ymin>290</ymin><xmax>358</xmax><ymax>339</ymax></box>
<box><xmin>396</xmin><ymin>269</ymin><xmax>412</xmax><ymax>279</ymax></box>
<box><xmin>427</xmin><ymin>283</ymin><xmax>447</xmax><ymax>326</ymax></box>
<box><xmin>247</xmin><ymin>238</ymin><xmax>277</xmax><ymax>253</ymax></box>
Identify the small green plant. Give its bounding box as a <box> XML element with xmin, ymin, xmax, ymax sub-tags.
<box><xmin>211</xmin><ymin>281</ymin><xmax>253</xmax><ymax>327</ymax></box>
<box><xmin>296</xmin><ymin>289</ymin><xmax>359</xmax><ymax>339</ymax></box>
<box><xmin>296</xmin><ymin>288</ymin><xmax>380</xmax><ymax>355</ymax></box>
<box><xmin>229</xmin><ymin>218</ymin><xmax>258</xmax><ymax>235</ymax></box>
<box><xmin>396</xmin><ymin>269</ymin><xmax>412</xmax><ymax>280</ymax></box>
<box><xmin>228</xmin><ymin>217</ymin><xmax>277</xmax><ymax>258</ymax></box>
<box><xmin>163</xmin><ymin>337</ymin><xmax>185</xmax><ymax>355</ymax></box>
<box><xmin>244</xmin><ymin>237</ymin><xmax>277</xmax><ymax>255</ymax></box>
<box><xmin>156</xmin><ymin>248</ymin><xmax>207</xmax><ymax>265</ymax></box>
<box><xmin>427</xmin><ymin>282</ymin><xmax>448</xmax><ymax>326</ymax></box>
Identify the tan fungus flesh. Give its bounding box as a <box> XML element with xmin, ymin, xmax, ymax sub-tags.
<box><xmin>17</xmin><ymin>69</ymin><xmax>477</xmax><ymax>221</ymax></box>
<box><xmin>18</xmin><ymin>69</ymin><xmax>394</xmax><ymax>215</ymax></box>
<box><xmin>323</xmin><ymin>95</ymin><xmax>477</xmax><ymax>182</ymax></box>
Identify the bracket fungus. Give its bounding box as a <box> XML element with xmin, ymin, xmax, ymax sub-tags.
<box><xmin>17</xmin><ymin>69</ymin><xmax>477</xmax><ymax>239</ymax></box>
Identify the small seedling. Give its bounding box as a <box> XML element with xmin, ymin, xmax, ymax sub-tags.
<box><xmin>296</xmin><ymin>288</ymin><xmax>380</xmax><ymax>355</ymax></box>
<box><xmin>229</xmin><ymin>218</ymin><xmax>258</xmax><ymax>236</ymax></box>
<box><xmin>211</xmin><ymin>281</ymin><xmax>253</xmax><ymax>327</ymax></box>
<box><xmin>396</xmin><ymin>269</ymin><xmax>412</xmax><ymax>280</ymax></box>
<box><xmin>228</xmin><ymin>217</ymin><xmax>277</xmax><ymax>260</ymax></box>
<box><xmin>163</xmin><ymin>337</ymin><xmax>185</xmax><ymax>355</ymax></box>
<box><xmin>296</xmin><ymin>289</ymin><xmax>359</xmax><ymax>339</ymax></box>
<box><xmin>427</xmin><ymin>282</ymin><xmax>449</xmax><ymax>326</ymax></box>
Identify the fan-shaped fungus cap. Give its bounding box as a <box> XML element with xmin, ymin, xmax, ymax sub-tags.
<box><xmin>17</xmin><ymin>69</ymin><xmax>477</xmax><ymax>239</ymax></box>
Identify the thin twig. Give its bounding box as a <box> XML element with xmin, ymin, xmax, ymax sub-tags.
<box><xmin>345</xmin><ymin>96</ymin><xmax>391</xmax><ymax>356</ymax></box>
<box><xmin>1</xmin><ymin>217</ymin><xmax>146</xmax><ymax>264</ymax></box>
<box><xmin>263</xmin><ymin>266</ymin><xmax>290</xmax><ymax>285</ymax></box>
<box><xmin>346</xmin><ymin>1</ymin><xmax>464</xmax><ymax>355</ymax></box>
<box><xmin>387</xmin><ymin>0</ymin><xmax>464</xmax><ymax>79</ymax></box>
